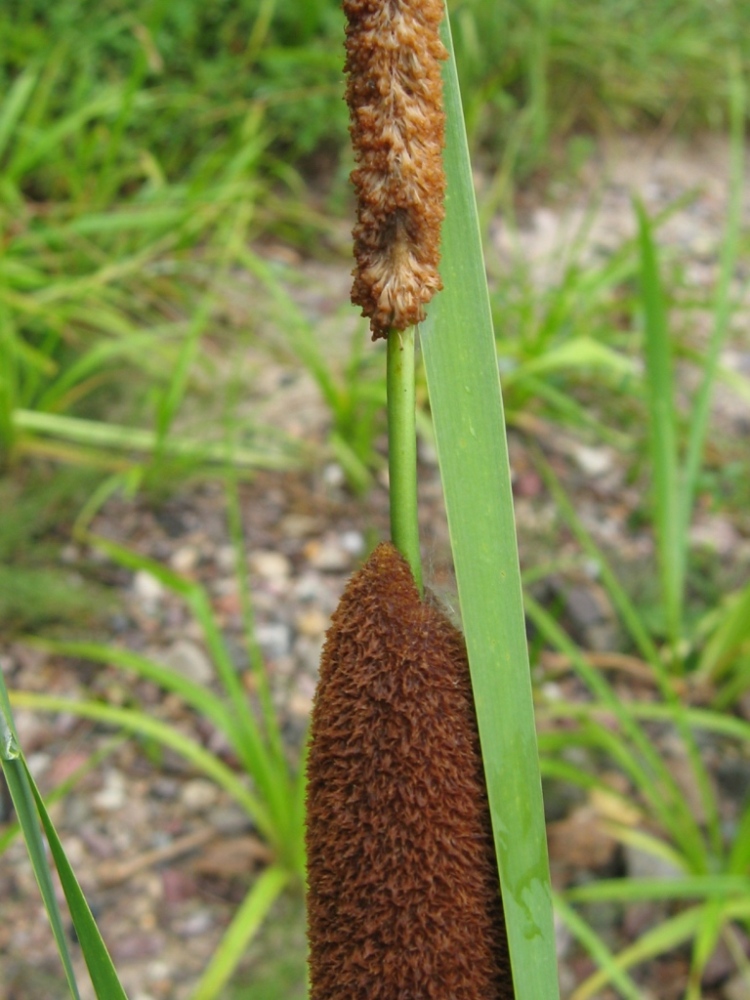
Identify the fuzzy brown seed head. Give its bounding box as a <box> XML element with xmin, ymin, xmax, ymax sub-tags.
<box><xmin>306</xmin><ymin>542</ymin><xmax>514</xmax><ymax>999</ymax></box>
<box><xmin>344</xmin><ymin>0</ymin><xmax>448</xmax><ymax>339</ymax></box>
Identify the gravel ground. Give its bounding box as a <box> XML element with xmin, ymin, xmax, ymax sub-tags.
<box><xmin>2</xmin><ymin>135</ymin><xmax>750</xmax><ymax>1000</ymax></box>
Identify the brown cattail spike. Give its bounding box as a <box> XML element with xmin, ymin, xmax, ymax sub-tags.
<box><xmin>344</xmin><ymin>0</ymin><xmax>448</xmax><ymax>339</ymax></box>
<box><xmin>306</xmin><ymin>543</ymin><xmax>515</xmax><ymax>999</ymax></box>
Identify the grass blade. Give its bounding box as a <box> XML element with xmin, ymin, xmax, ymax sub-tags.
<box><xmin>554</xmin><ymin>894</ymin><xmax>642</xmax><ymax>1000</ymax></box>
<box><xmin>0</xmin><ymin>673</ymin><xmax>82</xmax><ymax>999</ymax></box>
<box><xmin>28</xmin><ymin>769</ymin><xmax>129</xmax><ymax>999</ymax></box>
<box><xmin>9</xmin><ymin>691</ymin><xmax>274</xmax><ymax>843</ymax></box>
<box><xmin>418</xmin><ymin>9</ymin><xmax>559</xmax><ymax>998</ymax></box>
<box><xmin>681</xmin><ymin>56</ymin><xmax>745</xmax><ymax>539</ymax></box>
<box><xmin>636</xmin><ymin>200</ymin><xmax>683</xmax><ymax>649</ymax></box>
<box><xmin>190</xmin><ymin>865</ymin><xmax>289</xmax><ymax>1000</ymax></box>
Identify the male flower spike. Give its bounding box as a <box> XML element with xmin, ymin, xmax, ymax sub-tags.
<box><xmin>344</xmin><ymin>0</ymin><xmax>447</xmax><ymax>338</ymax></box>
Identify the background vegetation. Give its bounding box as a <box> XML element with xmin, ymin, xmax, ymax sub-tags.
<box><xmin>2</xmin><ymin>0</ymin><xmax>750</xmax><ymax>997</ymax></box>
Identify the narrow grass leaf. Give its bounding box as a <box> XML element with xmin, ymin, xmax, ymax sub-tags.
<box><xmin>0</xmin><ymin>676</ymin><xmax>81</xmax><ymax>999</ymax></box>
<box><xmin>636</xmin><ymin>201</ymin><xmax>683</xmax><ymax>648</ymax></box>
<box><xmin>419</xmin><ymin>9</ymin><xmax>558</xmax><ymax>998</ymax></box>
<box><xmin>567</xmin><ymin>903</ymin><xmax>750</xmax><ymax>1000</ymax></box>
<box><xmin>554</xmin><ymin>894</ymin><xmax>641</xmax><ymax>1000</ymax></box>
<box><xmin>30</xmin><ymin>640</ymin><xmax>236</xmax><ymax>738</ymax></box>
<box><xmin>0</xmin><ymin>67</ymin><xmax>38</xmax><ymax>162</ymax></box>
<box><xmin>85</xmin><ymin>534</ymin><xmax>294</xmax><ymax>846</ymax></box>
<box><xmin>566</xmin><ymin>875</ymin><xmax>750</xmax><ymax>904</ymax></box>
<box><xmin>190</xmin><ymin>865</ymin><xmax>289</xmax><ymax>1000</ymax></box>
<box><xmin>28</xmin><ymin>767</ymin><xmax>128</xmax><ymax>999</ymax></box>
<box><xmin>682</xmin><ymin>57</ymin><xmax>745</xmax><ymax>537</ymax></box>
<box><xmin>698</xmin><ymin>580</ymin><xmax>750</xmax><ymax>682</ymax></box>
<box><xmin>9</xmin><ymin>691</ymin><xmax>274</xmax><ymax>843</ymax></box>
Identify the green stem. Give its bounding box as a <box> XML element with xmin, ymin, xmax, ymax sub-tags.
<box><xmin>387</xmin><ymin>327</ymin><xmax>422</xmax><ymax>594</ymax></box>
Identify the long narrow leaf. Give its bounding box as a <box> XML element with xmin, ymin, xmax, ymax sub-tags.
<box><xmin>190</xmin><ymin>865</ymin><xmax>289</xmax><ymax>1000</ymax></box>
<box><xmin>29</xmin><ymin>767</ymin><xmax>129</xmax><ymax>999</ymax></box>
<box><xmin>418</xmin><ymin>9</ymin><xmax>559</xmax><ymax>999</ymax></box>
<box><xmin>9</xmin><ymin>691</ymin><xmax>274</xmax><ymax>843</ymax></box>
<box><xmin>0</xmin><ymin>674</ymin><xmax>81</xmax><ymax>999</ymax></box>
<box><xmin>636</xmin><ymin>201</ymin><xmax>683</xmax><ymax>648</ymax></box>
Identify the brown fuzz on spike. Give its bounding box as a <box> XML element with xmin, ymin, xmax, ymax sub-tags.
<box><xmin>343</xmin><ymin>0</ymin><xmax>448</xmax><ymax>340</ymax></box>
<box><xmin>306</xmin><ymin>542</ymin><xmax>515</xmax><ymax>1000</ymax></box>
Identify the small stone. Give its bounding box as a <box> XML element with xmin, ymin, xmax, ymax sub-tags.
<box><xmin>215</xmin><ymin>545</ymin><xmax>237</xmax><ymax>572</ymax></box>
<box><xmin>256</xmin><ymin>622</ymin><xmax>292</xmax><ymax>660</ymax></box>
<box><xmin>280</xmin><ymin>514</ymin><xmax>319</xmax><ymax>538</ymax></box>
<box><xmin>146</xmin><ymin>961</ymin><xmax>172</xmax><ymax>983</ymax></box>
<box><xmin>322</xmin><ymin>463</ymin><xmax>345</xmax><ymax>488</ymax></box>
<box><xmin>212</xmin><ymin>806</ymin><xmax>251</xmax><ymax>836</ymax></box>
<box><xmin>158</xmin><ymin>639</ymin><xmax>213</xmax><ymax>686</ymax></box>
<box><xmin>170</xmin><ymin>547</ymin><xmax>198</xmax><ymax>573</ymax></box>
<box><xmin>417</xmin><ymin>438</ymin><xmax>438</xmax><ymax>466</ymax></box>
<box><xmin>133</xmin><ymin>570</ymin><xmax>165</xmax><ymax>605</ymax></box>
<box><xmin>547</xmin><ymin>806</ymin><xmax>618</xmax><ymax>873</ymax></box>
<box><xmin>288</xmin><ymin>689</ymin><xmax>314</xmax><ymax>719</ymax></box>
<box><xmin>172</xmin><ymin>909</ymin><xmax>214</xmax><ymax>938</ymax></box>
<box><xmin>180</xmin><ymin>778</ymin><xmax>219</xmax><ymax>812</ymax></box>
<box><xmin>571</xmin><ymin>444</ymin><xmax>615</xmax><ymax>477</ymax></box>
<box><xmin>296</xmin><ymin>609</ymin><xmax>329</xmax><ymax>638</ymax></box>
<box><xmin>250</xmin><ymin>550</ymin><xmax>291</xmax><ymax>582</ymax></box>
<box><xmin>340</xmin><ymin>530</ymin><xmax>365</xmax><ymax>556</ymax></box>
<box><xmin>25</xmin><ymin>752</ymin><xmax>51</xmax><ymax>780</ymax></box>
<box><xmin>93</xmin><ymin>770</ymin><xmax>127</xmax><ymax>812</ymax></box>
<box><xmin>304</xmin><ymin>538</ymin><xmax>351</xmax><ymax>571</ymax></box>
<box><xmin>151</xmin><ymin>777</ymin><xmax>180</xmax><ymax>800</ymax></box>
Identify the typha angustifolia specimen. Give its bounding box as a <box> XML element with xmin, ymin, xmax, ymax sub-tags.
<box><xmin>305</xmin><ymin>0</ymin><xmax>516</xmax><ymax>997</ymax></box>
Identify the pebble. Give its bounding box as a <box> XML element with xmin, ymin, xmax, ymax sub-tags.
<box><xmin>280</xmin><ymin>514</ymin><xmax>319</xmax><ymax>538</ymax></box>
<box><xmin>255</xmin><ymin>622</ymin><xmax>293</xmax><ymax>660</ymax></box>
<box><xmin>158</xmin><ymin>639</ymin><xmax>213</xmax><ymax>686</ymax></box>
<box><xmin>93</xmin><ymin>769</ymin><xmax>127</xmax><ymax>812</ymax></box>
<box><xmin>288</xmin><ymin>689</ymin><xmax>314</xmax><ymax>719</ymax></box>
<box><xmin>25</xmin><ymin>752</ymin><xmax>51</xmax><ymax>779</ymax></box>
<box><xmin>172</xmin><ymin>909</ymin><xmax>214</xmax><ymax>938</ymax></box>
<box><xmin>215</xmin><ymin>544</ymin><xmax>237</xmax><ymax>572</ymax></box>
<box><xmin>571</xmin><ymin>444</ymin><xmax>615</xmax><ymax>477</ymax></box>
<box><xmin>304</xmin><ymin>537</ymin><xmax>352</xmax><ymax>571</ymax></box>
<box><xmin>340</xmin><ymin>530</ymin><xmax>365</xmax><ymax>556</ymax></box>
<box><xmin>211</xmin><ymin>805</ymin><xmax>252</xmax><ymax>836</ymax></box>
<box><xmin>322</xmin><ymin>462</ymin><xmax>345</xmax><ymax>488</ymax></box>
<box><xmin>295</xmin><ymin>608</ymin><xmax>329</xmax><ymax>637</ymax></box>
<box><xmin>170</xmin><ymin>546</ymin><xmax>199</xmax><ymax>573</ymax></box>
<box><xmin>180</xmin><ymin>778</ymin><xmax>220</xmax><ymax>812</ymax></box>
<box><xmin>133</xmin><ymin>570</ymin><xmax>165</xmax><ymax>605</ymax></box>
<box><xmin>250</xmin><ymin>550</ymin><xmax>291</xmax><ymax>582</ymax></box>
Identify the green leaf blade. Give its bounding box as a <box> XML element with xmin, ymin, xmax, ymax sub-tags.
<box><xmin>419</xmin><ymin>9</ymin><xmax>559</xmax><ymax>999</ymax></box>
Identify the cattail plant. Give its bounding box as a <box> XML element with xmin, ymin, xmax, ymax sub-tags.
<box><xmin>306</xmin><ymin>2</ymin><xmax>558</xmax><ymax>999</ymax></box>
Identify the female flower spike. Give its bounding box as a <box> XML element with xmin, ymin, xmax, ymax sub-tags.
<box><xmin>306</xmin><ymin>543</ymin><xmax>515</xmax><ymax>999</ymax></box>
<box><xmin>344</xmin><ymin>0</ymin><xmax>448</xmax><ymax>338</ymax></box>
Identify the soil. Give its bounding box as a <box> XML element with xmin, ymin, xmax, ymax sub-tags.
<box><xmin>1</xmin><ymin>135</ymin><xmax>750</xmax><ymax>1000</ymax></box>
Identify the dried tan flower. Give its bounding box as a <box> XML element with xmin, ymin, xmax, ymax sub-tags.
<box><xmin>306</xmin><ymin>543</ymin><xmax>515</xmax><ymax>999</ymax></box>
<box><xmin>344</xmin><ymin>0</ymin><xmax>448</xmax><ymax>339</ymax></box>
